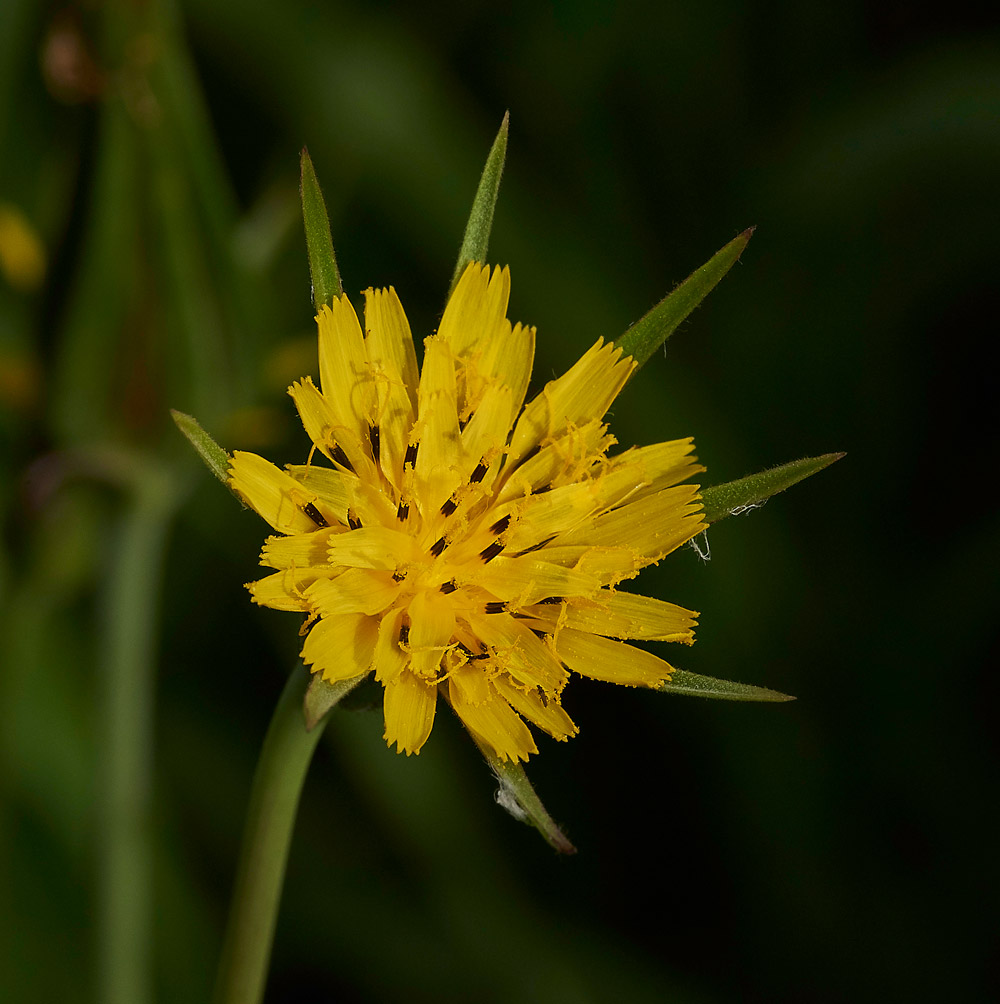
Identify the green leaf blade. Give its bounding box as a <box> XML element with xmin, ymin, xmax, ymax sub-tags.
<box><xmin>660</xmin><ymin>670</ymin><xmax>795</xmax><ymax>702</ymax></box>
<box><xmin>701</xmin><ymin>453</ymin><xmax>845</xmax><ymax>524</ymax></box>
<box><xmin>476</xmin><ymin>744</ymin><xmax>576</xmax><ymax>854</ymax></box>
<box><xmin>300</xmin><ymin>148</ymin><xmax>342</xmax><ymax>310</ymax></box>
<box><xmin>170</xmin><ymin>409</ymin><xmax>231</xmax><ymax>484</ymax></box>
<box><xmin>449</xmin><ymin>112</ymin><xmax>509</xmax><ymax>296</ymax></box>
<box><xmin>617</xmin><ymin>228</ymin><xmax>754</xmax><ymax>370</ymax></box>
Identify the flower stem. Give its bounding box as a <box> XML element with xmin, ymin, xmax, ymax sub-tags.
<box><xmin>213</xmin><ymin>664</ymin><xmax>327</xmax><ymax>1004</ymax></box>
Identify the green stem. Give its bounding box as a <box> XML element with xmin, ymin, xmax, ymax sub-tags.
<box><xmin>213</xmin><ymin>664</ymin><xmax>328</xmax><ymax>1004</ymax></box>
<box><xmin>99</xmin><ymin>467</ymin><xmax>176</xmax><ymax>1004</ymax></box>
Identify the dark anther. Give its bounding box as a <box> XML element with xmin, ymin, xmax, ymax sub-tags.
<box><xmin>537</xmin><ymin>595</ymin><xmax>563</xmax><ymax>605</ymax></box>
<box><xmin>458</xmin><ymin>413</ymin><xmax>473</xmax><ymax>432</ymax></box>
<box><xmin>479</xmin><ymin>540</ymin><xmax>504</xmax><ymax>563</ymax></box>
<box><xmin>369</xmin><ymin>425</ymin><xmax>381</xmax><ymax>462</ymax></box>
<box><xmin>489</xmin><ymin>514</ymin><xmax>511</xmax><ymax>534</ymax></box>
<box><xmin>439</xmin><ymin>580</ymin><xmax>457</xmax><ymax>594</ymax></box>
<box><xmin>347</xmin><ymin>510</ymin><xmax>362</xmax><ymax>530</ymax></box>
<box><xmin>533</xmin><ymin>483</ymin><xmax>553</xmax><ymax>495</ymax></box>
<box><xmin>430</xmin><ymin>537</ymin><xmax>448</xmax><ymax>557</ymax></box>
<box><xmin>331</xmin><ymin>445</ymin><xmax>354</xmax><ymax>472</ymax></box>
<box><xmin>484</xmin><ymin>601</ymin><xmax>506</xmax><ymax>614</ymax></box>
<box><xmin>396</xmin><ymin>501</ymin><xmax>409</xmax><ymax>521</ymax></box>
<box><xmin>470</xmin><ymin>460</ymin><xmax>488</xmax><ymax>483</ymax></box>
<box><xmin>531</xmin><ymin>628</ymin><xmax>548</xmax><ymax>640</ymax></box>
<box><xmin>399</xmin><ymin>623</ymin><xmax>410</xmax><ymax>646</ymax></box>
<box><xmin>392</xmin><ymin>571</ymin><xmax>406</xmax><ymax>582</ymax></box>
<box><xmin>513</xmin><ymin>535</ymin><xmax>555</xmax><ymax>557</ymax></box>
<box><xmin>536</xmin><ymin>686</ymin><xmax>549</xmax><ymax>707</ymax></box>
<box><xmin>440</xmin><ymin>497</ymin><xmax>458</xmax><ymax>517</ymax></box>
<box><xmin>404</xmin><ymin>442</ymin><xmax>419</xmax><ymax>467</ymax></box>
<box><xmin>302</xmin><ymin>502</ymin><xmax>328</xmax><ymax>527</ymax></box>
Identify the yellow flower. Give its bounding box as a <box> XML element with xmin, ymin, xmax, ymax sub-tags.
<box><xmin>229</xmin><ymin>263</ymin><xmax>707</xmax><ymax>761</ymax></box>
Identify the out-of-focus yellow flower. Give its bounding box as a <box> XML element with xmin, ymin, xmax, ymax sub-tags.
<box><xmin>230</xmin><ymin>263</ymin><xmax>707</xmax><ymax>761</ymax></box>
<box><xmin>0</xmin><ymin>204</ymin><xmax>46</xmax><ymax>291</ymax></box>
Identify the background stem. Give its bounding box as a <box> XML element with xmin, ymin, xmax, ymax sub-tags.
<box><xmin>99</xmin><ymin>468</ymin><xmax>176</xmax><ymax>1004</ymax></box>
<box><xmin>212</xmin><ymin>664</ymin><xmax>327</xmax><ymax>1004</ymax></box>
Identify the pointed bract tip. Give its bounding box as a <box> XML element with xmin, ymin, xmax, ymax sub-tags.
<box><xmin>501</xmin><ymin>109</ymin><xmax>510</xmax><ymax>129</ymax></box>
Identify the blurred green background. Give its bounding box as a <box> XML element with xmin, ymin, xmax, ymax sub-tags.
<box><xmin>2</xmin><ymin>1</ymin><xmax>997</xmax><ymax>1002</ymax></box>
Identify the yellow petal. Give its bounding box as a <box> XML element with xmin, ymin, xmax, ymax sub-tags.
<box><xmin>505</xmin><ymin>338</ymin><xmax>635</xmax><ymax>473</ymax></box>
<box><xmin>326</xmin><ymin>526</ymin><xmax>421</xmax><ymax>570</ymax></box>
<box><xmin>414</xmin><ymin>336</ymin><xmax>462</xmax><ymax>514</ymax></box>
<box><xmin>383</xmin><ymin>670</ymin><xmax>437</xmax><ymax>755</ymax></box>
<box><xmin>529</xmin><ymin>591</ymin><xmax>698</xmax><ymax>643</ymax></box>
<box><xmin>447</xmin><ymin>679</ymin><xmax>537</xmax><ymax>762</ymax></box>
<box><xmin>556</xmin><ymin>484</ymin><xmax>706</xmax><ymax>559</ymax></box>
<box><xmin>317</xmin><ymin>294</ymin><xmax>377</xmax><ymax>431</ymax></box>
<box><xmin>300</xmin><ymin>613</ymin><xmax>378</xmax><ymax>682</ymax></box>
<box><xmin>438</xmin><ymin>263</ymin><xmax>510</xmax><ymax>359</ymax></box>
<box><xmin>469</xmin><ymin>555</ymin><xmax>599</xmax><ymax>605</ymax></box>
<box><xmin>447</xmin><ymin>657</ymin><xmax>492</xmax><ymax>707</ymax></box>
<box><xmin>492</xmin><ymin>675</ymin><xmax>578</xmax><ymax>741</ymax></box>
<box><xmin>374</xmin><ymin>608</ymin><xmax>408</xmax><ymax>684</ymax></box>
<box><xmin>553</xmin><ymin>629</ymin><xmax>674</xmax><ymax>687</ymax></box>
<box><xmin>246</xmin><ymin>568</ymin><xmax>334</xmax><ymax>610</ymax></box>
<box><xmin>480</xmin><ymin>320</ymin><xmax>534</xmax><ymax>421</ymax></box>
<box><xmin>261</xmin><ymin>528</ymin><xmax>340</xmax><ymax>570</ymax></box>
<box><xmin>285</xmin><ymin>464</ymin><xmax>352</xmax><ymax>523</ymax></box>
<box><xmin>466</xmin><ymin>611</ymin><xmax>568</xmax><ymax>693</ymax></box>
<box><xmin>407</xmin><ymin>590</ymin><xmax>456</xmax><ymax>679</ymax></box>
<box><xmin>229</xmin><ymin>451</ymin><xmax>323</xmax><ymax>535</ymax></box>
<box><xmin>288</xmin><ymin>377</ymin><xmax>377</xmax><ymax>480</ymax></box>
<box><xmin>363</xmin><ymin>286</ymin><xmax>418</xmax><ymax>490</ymax></box>
<box><xmin>305</xmin><ymin>568</ymin><xmax>401</xmax><ymax>616</ymax></box>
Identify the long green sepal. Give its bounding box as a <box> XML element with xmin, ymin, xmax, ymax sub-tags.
<box><xmin>303</xmin><ymin>671</ymin><xmax>371</xmax><ymax>731</ymax></box>
<box><xmin>475</xmin><ymin>742</ymin><xmax>576</xmax><ymax>854</ymax></box>
<box><xmin>617</xmin><ymin>228</ymin><xmax>754</xmax><ymax>370</ymax></box>
<box><xmin>171</xmin><ymin>409</ymin><xmax>231</xmax><ymax>484</ymax></box>
<box><xmin>300</xmin><ymin>148</ymin><xmax>342</xmax><ymax>309</ymax></box>
<box><xmin>449</xmin><ymin>111</ymin><xmax>509</xmax><ymax>296</ymax></box>
<box><xmin>660</xmin><ymin>670</ymin><xmax>794</xmax><ymax>702</ymax></box>
<box><xmin>700</xmin><ymin>452</ymin><xmax>845</xmax><ymax>524</ymax></box>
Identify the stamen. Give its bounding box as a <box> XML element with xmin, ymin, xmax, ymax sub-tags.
<box><xmin>489</xmin><ymin>514</ymin><xmax>511</xmax><ymax>534</ymax></box>
<box><xmin>430</xmin><ymin>537</ymin><xmax>448</xmax><ymax>557</ymax></box>
<box><xmin>531</xmin><ymin>628</ymin><xmax>548</xmax><ymax>640</ymax></box>
<box><xmin>396</xmin><ymin>501</ymin><xmax>409</xmax><ymax>521</ymax></box>
<box><xmin>439</xmin><ymin>580</ymin><xmax>457</xmax><ymax>594</ymax></box>
<box><xmin>536</xmin><ymin>686</ymin><xmax>549</xmax><ymax>708</ymax></box>
<box><xmin>470</xmin><ymin>460</ymin><xmax>488</xmax><ymax>484</ymax></box>
<box><xmin>404</xmin><ymin>442</ymin><xmax>418</xmax><ymax>467</ymax></box>
<box><xmin>347</xmin><ymin>510</ymin><xmax>362</xmax><ymax>530</ymax></box>
<box><xmin>484</xmin><ymin>601</ymin><xmax>506</xmax><ymax>614</ymax></box>
<box><xmin>512</xmin><ymin>535</ymin><xmax>555</xmax><ymax>557</ymax></box>
<box><xmin>331</xmin><ymin>445</ymin><xmax>354</xmax><ymax>472</ymax></box>
<box><xmin>399</xmin><ymin>623</ymin><xmax>410</xmax><ymax>646</ymax></box>
<box><xmin>440</xmin><ymin>497</ymin><xmax>458</xmax><ymax>517</ymax></box>
<box><xmin>479</xmin><ymin>540</ymin><xmax>504</xmax><ymax>563</ymax></box>
<box><xmin>302</xmin><ymin>502</ymin><xmax>328</xmax><ymax>527</ymax></box>
<box><xmin>537</xmin><ymin>596</ymin><xmax>564</xmax><ymax>605</ymax></box>
<box><xmin>369</xmin><ymin>425</ymin><xmax>381</xmax><ymax>462</ymax></box>
<box><xmin>392</xmin><ymin>571</ymin><xmax>406</xmax><ymax>582</ymax></box>
<box><xmin>533</xmin><ymin>483</ymin><xmax>553</xmax><ymax>495</ymax></box>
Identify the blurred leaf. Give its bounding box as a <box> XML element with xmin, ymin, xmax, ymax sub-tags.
<box><xmin>617</xmin><ymin>228</ymin><xmax>754</xmax><ymax>370</ymax></box>
<box><xmin>171</xmin><ymin>409</ymin><xmax>230</xmax><ymax>485</ymax></box>
<box><xmin>701</xmin><ymin>453</ymin><xmax>845</xmax><ymax>524</ymax></box>
<box><xmin>480</xmin><ymin>746</ymin><xmax>576</xmax><ymax>854</ymax></box>
<box><xmin>300</xmin><ymin>149</ymin><xmax>342</xmax><ymax>310</ymax></box>
<box><xmin>660</xmin><ymin>670</ymin><xmax>794</xmax><ymax>702</ymax></box>
<box><xmin>449</xmin><ymin>111</ymin><xmax>509</xmax><ymax>295</ymax></box>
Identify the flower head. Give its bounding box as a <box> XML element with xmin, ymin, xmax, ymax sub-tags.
<box><xmin>230</xmin><ymin>263</ymin><xmax>707</xmax><ymax>761</ymax></box>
